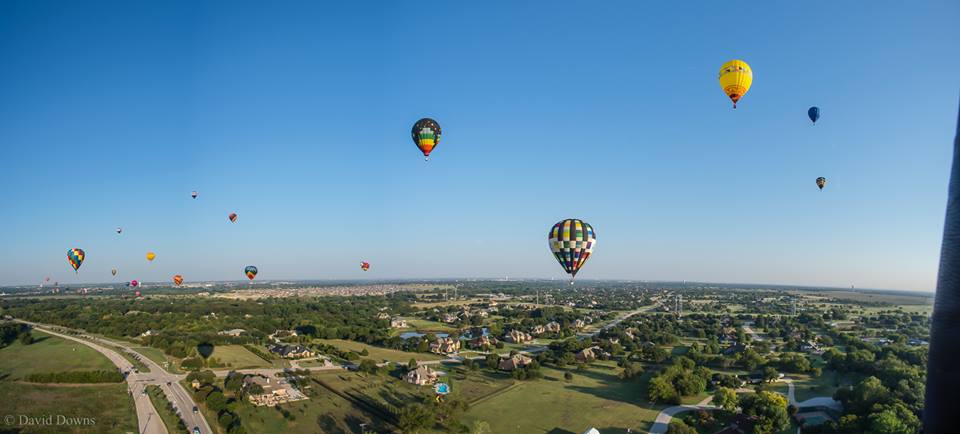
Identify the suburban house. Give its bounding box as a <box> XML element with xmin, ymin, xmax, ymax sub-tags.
<box><xmin>546</xmin><ymin>322</ymin><xmax>562</xmax><ymax>333</ymax></box>
<box><xmin>430</xmin><ymin>337</ymin><xmax>461</xmax><ymax>355</ymax></box>
<box><xmin>376</xmin><ymin>312</ymin><xmax>391</xmax><ymax>320</ymax></box>
<box><xmin>140</xmin><ymin>330</ymin><xmax>157</xmax><ymax>337</ymax></box>
<box><xmin>800</xmin><ymin>340</ymin><xmax>823</xmax><ymax>354</ymax></box>
<box><xmin>442</xmin><ymin>313</ymin><xmax>459</xmax><ymax>323</ymax></box>
<box><xmin>531</xmin><ymin>325</ymin><xmax>546</xmax><ymax>335</ymax></box>
<box><xmin>498</xmin><ymin>354</ymin><xmax>533</xmax><ymax>371</ymax></box>
<box><xmin>468</xmin><ymin>335</ymin><xmax>496</xmax><ymax>349</ymax></box>
<box><xmin>576</xmin><ymin>347</ymin><xmax>598</xmax><ymax>363</ymax></box>
<box><xmin>268</xmin><ymin>344</ymin><xmax>314</xmax><ymax>359</ymax></box>
<box><xmin>390</xmin><ymin>317</ymin><xmax>408</xmax><ymax>328</ymax></box>
<box><xmin>243</xmin><ymin>375</ymin><xmax>294</xmax><ymax>407</ymax></box>
<box><xmin>190</xmin><ymin>379</ymin><xmax>201</xmax><ymax>390</ymax></box>
<box><xmin>217</xmin><ymin>328</ymin><xmax>246</xmax><ymax>337</ymax></box>
<box><xmin>405</xmin><ymin>365</ymin><xmax>439</xmax><ymax>386</ymax></box>
<box><xmin>722</xmin><ymin>343</ymin><xmax>749</xmax><ymax>356</ymax></box>
<box><xmin>504</xmin><ymin>329</ymin><xmax>533</xmax><ymax>344</ymax></box>
<box><xmin>573</xmin><ymin>319</ymin><xmax>586</xmax><ymax>329</ymax></box>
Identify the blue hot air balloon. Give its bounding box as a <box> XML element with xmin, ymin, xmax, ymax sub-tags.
<box><xmin>808</xmin><ymin>106</ymin><xmax>820</xmax><ymax>124</ymax></box>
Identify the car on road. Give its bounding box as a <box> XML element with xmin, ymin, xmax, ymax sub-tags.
<box><xmin>166</xmin><ymin>381</ymin><xmax>171</xmax><ymax>385</ymax></box>
<box><xmin>192</xmin><ymin>406</ymin><xmax>198</xmax><ymax>414</ymax></box>
<box><xmin>193</xmin><ymin>427</ymin><xmax>200</xmax><ymax>434</ymax></box>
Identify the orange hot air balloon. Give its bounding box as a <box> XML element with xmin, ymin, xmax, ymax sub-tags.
<box><xmin>228</xmin><ymin>213</ymin><xmax>238</xmax><ymax>223</ymax></box>
<box><xmin>173</xmin><ymin>275</ymin><xmax>183</xmax><ymax>286</ymax></box>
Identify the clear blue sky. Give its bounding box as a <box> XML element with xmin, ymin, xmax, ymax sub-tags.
<box><xmin>1</xmin><ymin>1</ymin><xmax>957</xmax><ymax>291</ymax></box>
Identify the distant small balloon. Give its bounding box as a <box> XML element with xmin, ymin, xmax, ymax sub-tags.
<box><xmin>244</xmin><ymin>265</ymin><xmax>258</xmax><ymax>281</ymax></box>
<box><xmin>116</xmin><ymin>227</ymin><xmax>122</xmax><ymax>234</ymax></box>
<box><xmin>173</xmin><ymin>275</ymin><xmax>183</xmax><ymax>286</ymax></box>
<box><xmin>111</xmin><ymin>268</ymin><xmax>118</xmax><ymax>276</ymax></box>
<box><xmin>146</xmin><ymin>252</ymin><xmax>156</xmax><ymax>262</ymax></box>
<box><xmin>816</xmin><ymin>177</ymin><xmax>827</xmax><ymax>191</ymax></box>
<box><xmin>361</xmin><ymin>261</ymin><xmax>371</xmax><ymax>271</ymax></box>
<box><xmin>228</xmin><ymin>213</ymin><xmax>238</xmax><ymax>223</ymax></box>
<box><xmin>134</xmin><ymin>290</ymin><xmax>141</xmax><ymax>297</ymax></box>
<box><xmin>45</xmin><ymin>277</ymin><xmax>50</xmax><ymax>282</ymax></box>
<box><xmin>808</xmin><ymin>106</ymin><xmax>820</xmax><ymax>124</ymax></box>
<box><xmin>130</xmin><ymin>280</ymin><xmax>139</xmax><ymax>287</ymax></box>
<box><xmin>191</xmin><ymin>190</ymin><xmax>198</xmax><ymax>199</ymax></box>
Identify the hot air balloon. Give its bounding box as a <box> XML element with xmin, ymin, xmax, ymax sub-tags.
<box><xmin>173</xmin><ymin>275</ymin><xmax>183</xmax><ymax>286</ymax></box>
<box><xmin>411</xmin><ymin>118</ymin><xmax>441</xmax><ymax>161</ymax></box>
<box><xmin>111</xmin><ymin>268</ymin><xmax>118</xmax><ymax>276</ymax></box>
<box><xmin>191</xmin><ymin>190</ymin><xmax>198</xmax><ymax>199</ymax></box>
<box><xmin>116</xmin><ymin>227</ymin><xmax>122</xmax><ymax>234</ymax></box>
<box><xmin>548</xmin><ymin>219</ymin><xmax>596</xmax><ymax>284</ymax></box>
<box><xmin>718</xmin><ymin>60</ymin><xmax>753</xmax><ymax>108</ymax></box>
<box><xmin>130</xmin><ymin>280</ymin><xmax>139</xmax><ymax>287</ymax></box>
<box><xmin>808</xmin><ymin>106</ymin><xmax>820</xmax><ymax>124</ymax></box>
<box><xmin>816</xmin><ymin>177</ymin><xmax>827</xmax><ymax>191</ymax></box>
<box><xmin>44</xmin><ymin>277</ymin><xmax>50</xmax><ymax>282</ymax></box>
<box><xmin>146</xmin><ymin>252</ymin><xmax>156</xmax><ymax>262</ymax></box>
<box><xmin>134</xmin><ymin>290</ymin><xmax>141</xmax><ymax>297</ymax></box>
<box><xmin>244</xmin><ymin>266</ymin><xmax>258</xmax><ymax>281</ymax></box>
<box><xmin>67</xmin><ymin>248</ymin><xmax>85</xmax><ymax>272</ymax></box>
<box><xmin>361</xmin><ymin>261</ymin><xmax>371</xmax><ymax>271</ymax></box>
<box><xmin>229</xmin><ymin>213</ymin><xmax>238</xmax><ymax>223</ymax></box>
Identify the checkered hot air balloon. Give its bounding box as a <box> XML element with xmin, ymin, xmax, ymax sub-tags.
<box><xmin>548</xmin><ymin>219</ymin><xmax>596</xmax><ymax>284</ymax></box>
<box><xmin>173</xmin><ymin>275</ymin><xmax>183</xmax><ymax>286</ymax></box>
<box><xmin>244</xmin><ymin>266</ymin><xmax>258</xmax><ymax>281</ymax></box>
<box><xmin>411</xmin><ymin>118</ymin><xmax>441</xmax><ymax>161</ymax></box>
<box><xmin>67</xmin><ymin>248</ymin><xmax>85</xmax><ymax>272</ymax></box>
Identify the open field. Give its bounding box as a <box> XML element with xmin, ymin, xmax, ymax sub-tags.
<box><xmin>790</xmin><ymin>371</ymin><xmax>860</xmax><ymax>402</ymax></box>
<box><xmin>134</xmin><ymin>346</ymin><xmax>182</xmax><ymax>373</ymax></box>
<box><xmin>318</xmin><ymin>339</ymin><xmax>446</xmax><ymax>363</ymax></box>
<box><xmin>0</xmin><ymin>382</ymin><xmax>138</xmax><ymax>434</ymax></box>
<box><xmin>0</xmin><ymin>331</ymin><xmax>117</xmax><ymax>380</ymax></box>
<box><xmin>208</xmin><ymin>344</ymin><xmax>279</xmax><ymax>369</ymax></box>
<box><xmin>462</xmin><ymin>362</ymin><xmax>662</xmax><ymax>434</ymax></box>
<box><xmin>400</xmin><ymin>318</ymin><xmax>460</xmax><ymax>332</ymax></box>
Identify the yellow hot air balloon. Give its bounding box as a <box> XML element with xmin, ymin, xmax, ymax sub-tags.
<box><xmin>718</xmin><ymin>60</ymin><xmax>753</xmax><ymax>108</ymax></box>
<box><xmin>146</xmin><ymin>252</ymin><xmax>156</xmax><ymax>262</ymax></box>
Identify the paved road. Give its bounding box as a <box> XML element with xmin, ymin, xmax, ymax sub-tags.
<box><xmin>24</xmin><ymin>324</ymin><xmax>168</xmax><ymax>434</ymax></box>
<box><xmin>21</xmin><ymin>321</ymin><xmax>212</xmax><ymax>434</ymax></box>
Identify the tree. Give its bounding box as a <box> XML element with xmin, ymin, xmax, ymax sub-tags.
<box><xmin>739</xmin><ymin>391</ymin><xmax>789</xmax><ymax>434</ymax></box>
<box><xmin>18</xmin><ymin>332</ymin><xmax>33</xmax><ymax>345</ymax></box>
<box><xmin>867</xmin><ymin>402</ymin><xmax>921</xmax><ymax>434</ymax></box>
<box><xmin>619</xmin><ymin>361</ymin><xmax>644</xmax><ymax>380</ymax></box>
<box><xmin>358</xmin><ymin>359</ymin><xmax>379</xmax><ymax>374</ymax></box>
<box><xmin>206</xmin><ymin>391</ymin><xmax>228</xmax><ymax>413</ymax></box>
<box><xmin>762</xmin><ymin>366</ymin><xmax>779</xmax><ymax>383</ymax></box>
<box><xmin>666</xmin><ymin>419</ymin><xmax>697</xmax><ymax>434</ymax></box>
<box><xmin>485</xmin><ymin>353</ymin><xmax>499</xmax><ymax>370</ymax></box>
<box><xmin>712</xmin><ymin>387</ymin><xmax>738</xmax><ymax>412</ymax></box>
<box><xmin>648</xmin><ymin>375</ymin><xmax>678</xmax><ymax>404</ymax></box>
<box><xmin>398</xmin><ymin>404</ymin><xmax>434</xmax><ymax>434</ymax></box>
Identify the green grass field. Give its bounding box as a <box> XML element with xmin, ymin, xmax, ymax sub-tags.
<box><xmin>134</xmin><ymin>346</ymin><xmax>182</xmax><ymax>373</ymax></box>
<box><xmin>0</xmin><ymin>382</ymin><xmax>138</xmax><ymax>434</ymax></box>
<box><xmin>462</xmin><ymin>362</ymin><xmax>663</xmax><ymax>434</ymax></box>
<box><xmin>401</xmin><ymin>318</ymin><xmax>459</xmax><ymax>332</ymax></box>
<box><xmin>208</xmin><ymin>345</ymin><xmax>278</xmax><ymax>369</ymax></box>
<box><xmin>317</xmin><ymin>339</ymin><xmax>446</xmax><ymax>363</ymax></box>
<box><xmin>0</xmin><ymin>331</ymin><xmax>117</xmax><ymax>380</ymax></box>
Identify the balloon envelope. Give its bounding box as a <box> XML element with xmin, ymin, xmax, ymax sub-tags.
<box><xmin>244</xmin><ymin>266</ymin><xmax>258</xmax><ymax>280</ymax></box>
<box><xmin>173</xmin><ymin>275</ymin><xmax>183</xmax><ymax>286</ymax></box>
<box><xmin>808</xmin><ymin>106</ymin><xmax>820</xmax><ymax>124</ymax></box>
<box><xmin>116</xmin><ymin>227</ymin><xmax>122</xmax><ymax>234</ymax></box>
<box><xmin>548</xmin><ymin>219</ymin><xmax>596</xmax><ymax>281</ymax></box>
<box><xmin>134</xmin><ymin>290</ymin><xmax>141</xmax><ymax>297</ymax></box>
<box><xmin>111</xmin><ymin>268</ymin><xmax>118</xmax><ymax>276</ymax></box>
<box><xmin>130</xmin><ymin>280</ymin><xmax>139</xmax><ymax>287</ymax></box>
<box><xmin>228</xmin><ymin>213</ymin><xmax>238</xmax><ymax>223</ymax></box>
<box><xmin>361</xmin><ymin>261</ymin><xmax>370</xmax><ymax>271</ymax></box>
<box><xmin>146</xmin><ymin>252</ymin><xmax>156</xmax><ymax>261</ymax></box>
<box><xmin>816</xmin><ymin>177</ymin><xmax>827</xmax><ymax>190</ymax></box>
<box><xmin>718</xmin><ymin>60</ymin><xmax>753</xmax><ymax>108</ymax></box>
<box><xmin>191</xmin><ymin>190</ymin><xmax>198</xmax><ymax>199</ymax></box>
<box><xmin>411</xmin><ymin>118</ymin><xmax>441</xmax><ymax>160</ymax></box>
<box><xmin>67</xmin><ymin>248</ymin><xmax>85</xmax><ymax>272</ymax></box>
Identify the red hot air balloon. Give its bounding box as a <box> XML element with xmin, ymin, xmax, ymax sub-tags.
<box><xmin>130</xmin><ymin>280</ymin><xmax>139</xmax><ymax>287</ymax></box>
<box><xmin>228</xmin><ymin>213</ymin><xmax>238</xmax><ymax>223</ymax></box>
<box><xmin>361</xmin><ymin>261</ymin><xmax>371</xmax><ymax>271</ymax></box>
<box><xmin>173</xmin><ymin>275</ymin><xmax>184</xmax><ymax>286</ymax></box>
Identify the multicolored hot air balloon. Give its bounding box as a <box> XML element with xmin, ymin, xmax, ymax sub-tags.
<box><xmin>173</xmin><ymin>275</ymin><xmax>183</xmax><ymax>286</ymax></box>
<box><xmin>229</xmin><ymin>213</ymin><xmax>238</xmax><ymax>223</ymax></box>
<box><xmin>548</xmin><ymin>219</ymin><xmax>596</xmax><ymax>284</ymax></box>
<box><xmin>146</xmin><ymin>252</ymin><xmax>156</xmax><ymax>262</ymax></box>
<box><xmin>808</xmin><ymin>106</ymin><xmax>820</xmax><ymax>124</ymax></box>
<box><xmin>111</xmin><ymin>268</ymin><xmax>118</xmax><ymax>276</ymax></box>
<box><xmin>67</xmin><ymin>248</ymin><xmax>85</xmax><ymax>272</ymax></box>
<box><xmin>816</xmin><ymin>177</ymin><xmax>827</xmax><ymax>191</ymax></box>
<box><xmin>244</xmin><ymin>266</ymin><xmax>258</xmax><ymax>281</ymax></box>
<box><xmin>361</xmin><ymin>261</ymin><xmax>370</xmax><ymax>271</ymax></box>
<box><xmin>116</xmin><ymin>227</ymin><xmax>122</xmax><ymax>234</ymax></box>
<box><xmin>191</xmin><ymin>190</ymin><xmax>198</xmax><ymax>199</ymax></box>
<box><xmin>411</xmin><ymin>118</ymin><xmax>441</xmax><ymax>161</ymax></box>
<box><xmin>718</xmin><ymin>60</ymin><xmax>753</xmax><ymax>108</ymax></box>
